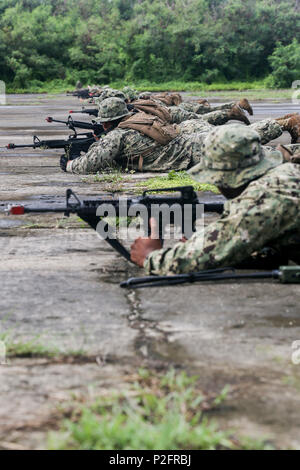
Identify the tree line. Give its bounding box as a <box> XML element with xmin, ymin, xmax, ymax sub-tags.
<box><xmin>0</xmin><ymin>0</ymin><xmax>300</xmax><ymax>89</ymax></box>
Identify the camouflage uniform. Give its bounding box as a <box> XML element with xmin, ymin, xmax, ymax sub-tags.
<box><xmin>170</xmin><ymin>117</ymin><xmax>283</xmax><ymax>144</ymax></box>
<box><xmin>179</xmin><ymin>101</ymin><xmax>234</xmax><ymax>115</ymax></box>
<box><xmin>68</xmin><ymin>124</ymin><xmax>205</xmax><ymax>174</ymax></box>
<box><xmin>67</xmin><ymin>98</ymin><xmax>207</xmax><ymax>174</ymax></box>
<box><xmin>122</xmin><ymin>86</ymin><xmax>138</xmax><ymax>102</ymax></box>
<box><xmin>136</xmin><ymin>93</ymin><xmax>235</xmax><ymax>125</ymax></box>
<box><xmin>144</xmin><ymin>125</ymin><xmax>300</xmax><ymax>275</ymax></box>
<box><xmin>94</xmin><ymin>89</ymin><xmax>126</xmax><ymax>107</ymax></box>
<box><xmin>133</xmin><ymin>97</ymin><xmax>226</xmax><ymax>125</ymax></box>
<box><xmin>67</xmin><ymin>99</ymin><xmax>286</xmax><ymax>174</ymax></box>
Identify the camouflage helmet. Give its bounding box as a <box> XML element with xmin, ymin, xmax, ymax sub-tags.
<box><xmin>188</xmin><ymin>124</ymin><xmax>283</xmax><ymax>188</ymax></box>
<box><xmin>97</xmin><ymin>88</ymin><xmax>126</xmax><ymax>104</ymax></box>
<box><xmin>97</xmin><ymin>97</ymin><xmax>130</xmax><ymax>123</ymax></box>
<box><xmin>122</xmin><ymin>86</ymin><xmax>138</xmax><ymax>102</ymax></box>
<box><xmin>138</xmin><ymin>91</ymin><xmax>152</xmax><ymax>100</ymax></box>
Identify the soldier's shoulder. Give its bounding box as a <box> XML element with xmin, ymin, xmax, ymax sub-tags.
<box><xmin>246</xmin><ymin>162</ymin><xmax>300</xmax><ymax>198</ymax></box>
<box><xmin>105</xmin><ymin>127</ymin><xmax>131</xmax><ymax>140</ymax></box>
<box><xmin>263</xmin><ymin>162</ymin><xmax>300</xmax><ymax>181</ymax></box>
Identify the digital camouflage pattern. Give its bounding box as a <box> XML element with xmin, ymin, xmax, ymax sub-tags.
<box><xmin>97</xmin><ymin>97</ymin><xmax>130</xmax><ymax>122</ymax></box>
<box><xmin>167</xmin><ymin>106</ymin><xmax>203</xmax><ymax>124</ymax></box>
<box><xmin>94</xmin><ymin>88</ymin><xmax>126</xmax><ymax>107</ymax></box>
<box><xmin>68</xmin><ymin>122</ymin><xmax>205</xmax><ymax>174</ymax></box>
<box><xmin>167</xmin><ymin>106</ymin><xmax>239</xmax><ymax>126</ymax></box>
<box><xmin>188</xmin><ymin>124</ymin><xmax>283</xmax><ymax>188</ymax></box>
<box><xmin>122</xmin><ymin>86</ymin><xmax>138</xmax><ymax>101</ymax></box>
<box><xmin>67</xmin><ymin>119</ymin><xmax>285</xmax><ymax>174</ymax></box>
<box><xmin>250</xmin><ymin>118</ymin><xmax>282</xmax><ymax>144</ymax></box>
<box><xmin>144</xmin><ymin>162</ymin><xmax>300</xmax><ymax>275</ymax></box>
<box><xmin>179</xmin><ymin>101</ymin><xmax>234</xmax><ymax>115</ymax></box>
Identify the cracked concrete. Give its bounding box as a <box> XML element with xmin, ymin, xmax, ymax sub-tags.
<box><xmin>0</xmin><ymin>94</ymin><xmax>300</xmax><ymax>449</ymax></box>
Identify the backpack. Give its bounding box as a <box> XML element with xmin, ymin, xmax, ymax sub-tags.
<box><xmin>132</xmin><ymin>99</ymin><xmax>171</xmax><ymax>122</ymax></box>
<box><xmin>118</xmin><ymin>112</ymin><xmax>180</xmax><ymax>146</ymax></box>
<box><xmin>152</xmin><ymin>92</ymin><xmax>183</xmax><ymax>106</ymax></box>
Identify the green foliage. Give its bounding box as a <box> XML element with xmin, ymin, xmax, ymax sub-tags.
<box><xmin>48</xmin><ymin>369</ymin><xmax>232</xmax><ymax>450</ymax></box>
<box><xmin>266</xmin><ymin>40</ymin><xmax>300</xmax><ymax>88</ymax></box>
<box><xmin>0</xmin><ymin>332</ymin><xmax>59</xmax><ymax>358</ymax></box>
<box><xmin>0</xmin><ymin>332</ymin><xmax>85</xmax><ymax>358</ymax></box>
<box><xmin>1</xmin><ymin>0</ymin><xmax>299</xmax><ymax>89</ymax></box>
<box><xmin>136</xmin><ymin>171</ymin><xmax>219</xmax><ymax>194</ymax></box>
<box><xmin>48</xmin><ymin>368</ymin><xmax>271</xmax><ymax>450</ymax></box>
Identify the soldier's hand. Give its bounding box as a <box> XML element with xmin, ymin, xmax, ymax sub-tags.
<box><xmin>130</xmin><ymin>218</ymin><xmax>162</xmax><ymax>267</ymax></box>
<box><xmin>60</xmin><ymin>155</ymin><xmax>68</xmax><ymax>172</ymax></box>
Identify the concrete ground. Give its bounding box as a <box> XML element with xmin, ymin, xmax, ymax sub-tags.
<box><xmin>0</xmin><ymin>94</ymin><xmax>300</xmax><ymax>450</ymax></box>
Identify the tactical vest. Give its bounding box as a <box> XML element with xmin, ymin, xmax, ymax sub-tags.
<box><xmin>132</xmin><ymin>99</ymin><xmax>171</xmax><ymax>122</ymax></box>
<box><xmin>118</xmin><ymin>112</ymin><xmax>180</xmax><ymax>146</ymax></box>
<box><xmin>152</xmin><ymin>92</ymin><xmax>183</xmax><ymax>106</ymax></box>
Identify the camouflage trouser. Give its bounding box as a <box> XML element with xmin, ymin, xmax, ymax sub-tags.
<box><xmin>250</xmin><ymin>119</ymin><xmax>283</xmax><ymax>144</ymax></box>
<box><xmin>199</xmin><ymin>116</ymin><xmax>283</xmax><ymax>145</ymax></box>
<box><xmin>201</xmin><ymin>109</ymin><xmax>231</xmax><ymax>125</ymax></box>
<box><xmin>180</xmin><ymin>102</ymin><xmax>234</xmax><ymax>115</ymax></box>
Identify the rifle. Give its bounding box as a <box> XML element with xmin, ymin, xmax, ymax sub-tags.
<box><xmin>46</xmin><ymin>116</ymin><xmax>104</xmax><ymax>137</ymax></box>
<box><xmin>8</xmin><ymin>186</ymin><xmax>225</xmax><ymax>262</ymax></box>
<box><xmin>120</xmin><ymin>266</ymin><xmax>300</xmax><ymax>288</ymax></box>
<box><xmin>69</xmin><ymin>108</ymin><xmax>99</xmax><ymax>118</ymax></box>
<box><xmin>69</xmin><ymin>104</ymin><xmax>135</xmax><ymax>118</ymax></box>
<box><xmin>6</xmin><ymin>133</ymin><xmax>98</xmax><ymax>160</ymax></box>
<box><xmin>66</xmin><ymin>89</ymin><xmax>92</xmax><ymax>100</ymax></box>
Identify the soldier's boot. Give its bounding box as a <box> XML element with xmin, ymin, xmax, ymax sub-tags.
<box><xmin>275</xmin><ymin>113</ymin><xmax>298</xmax><ymax>124</ymax></box>
<box><xmin>197</xmin><ymin>99</ymin><xmax>210</xmax><ymax>107</ymax></box>
<box><xmin>227</xmin><ymin>105</ymin><xmax>251</xmax><ymax>125</ymax></box>
<box><xmin>238</xmin><ymin>98</ymin><xmax>253</xmax><ymax>116</ymax></box>
<box><xmin>276</xmin><ymin>114</ymin><xmax>300</xmax><ymax>144</ymax></box>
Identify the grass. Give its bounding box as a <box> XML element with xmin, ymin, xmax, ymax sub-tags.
<box><xmin>5</xmin><ymin>78</ymin><xmax>292</xmax><ymax>101</ymax></box>
<box><xmin>111</xmin><ymin>79</ymin><xmax>268</xmax><ymax>93</ymax></box>
<box><xmin>48</xmin><ymin>368</ymin><xmax>271</xmax><ymax>450</ymax></box>
<box><xmin>0</xmin><ymin>332</ymin><xmax>85</xmax><ymax>359</ymax></box>
<box><xmin>0</xmin><ymin>333</ymin><xmax>59</xmax><ymax>358</ymax></box>
<box><xmin>81</xmin><ymin>170</ymin><xmax>131</xmax><ymax>192</ymax></box>
<box><xmin>135</xmin><ymin>170</ymin><xmax>219</xmax><ymax>194</ymax></box>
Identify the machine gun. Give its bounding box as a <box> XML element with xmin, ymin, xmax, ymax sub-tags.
<box><xmin>6</xmin><ymin>133</ymin><xmax>98</xmax><ymax>160</ymax></box>
<box><xmin>8</xmin><ymin>186</ymin><xmax>225</xmax><ymax>262</ymax></box>
<box><xmin>46</xmin><ymin>116</ymin><xmax>104</xmax><ymax>137</ymax></box>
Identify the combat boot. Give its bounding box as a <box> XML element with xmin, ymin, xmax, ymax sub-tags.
<box><xmin>197</xmin><ymin>99</ymin><xmax>210</xmax><ymax>107</ymax></box>
<box><xmin>275</xmin><ymin>113</ymin><xmax>298</xmax><ymax>123</ymax></box>
<box><xmin>228</xmin><ymin>105</ymin><xmax>251</xmax><ymax>125</ymax></box>
<box><xmin>239</xmin><ymin>98</ymin><xmax>253</xmax><ymax>116</ymax></box>
<box><xmin>275</xmin><ymin>114</ymin><xmax>300</xmax><ymax>143</ymax></box>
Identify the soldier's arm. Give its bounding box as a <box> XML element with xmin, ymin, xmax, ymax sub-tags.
<box><xmin>144</xmin><ymin>179</ymin><xmax>298</xmax><ymax>275</ymax></box>
<box><xmin>67</xmin><ymin>131</ymin><xmax>123</xmax><ymax>174</ymax></box>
